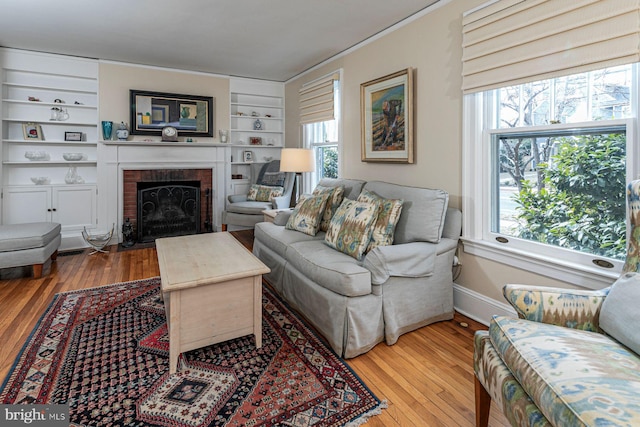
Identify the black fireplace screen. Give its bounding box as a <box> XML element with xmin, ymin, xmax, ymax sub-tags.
<box><xmin>137</xmin><ymin>182</ymin><xmax>200</xmax><ymax>242</ymax></box>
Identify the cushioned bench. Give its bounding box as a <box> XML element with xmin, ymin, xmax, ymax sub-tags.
<box><xmin>0</xmin><ymin>222</ymin><xmax>61</xmax><ymax>278</ymax></box>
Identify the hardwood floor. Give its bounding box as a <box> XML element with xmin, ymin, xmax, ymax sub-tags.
<box><xmin>0</xmin><ymin>231</ymin><xmax>510</xmax><ymax>426</ymax></box>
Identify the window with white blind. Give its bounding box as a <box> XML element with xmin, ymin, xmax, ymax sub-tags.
<box><xmin>300</xmin><ymin>72</ymin><xmax>341</xmax><ymax>192</ymax></box>
<box><xmin>462</xmin><ymin>1</ymin><xmax>640</xmax><ymax>289</ymax></box>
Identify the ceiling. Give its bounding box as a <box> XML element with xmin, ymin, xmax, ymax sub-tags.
<box><xmin>0</xmin><ymin>0</ymin><xmax>440</xmax><ymax>82</ymax></box>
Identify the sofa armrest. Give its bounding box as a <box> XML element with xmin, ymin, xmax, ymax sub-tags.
<box><xmin>503</xmin><ymin>284</ymin><xmax>610</xmax><ymax>332</ymax></box>
<box><xmin>363</xmin><ymin>242</ymin><xmax>437</xmax><ymax>285</ymax></box>
<box><xmin>228</xmin><ymin>194</ymin><xmax>248</xmax><ymax>203</ymax></box>
<box><xmin>271</xmin><ymin>195</ymin><xmax>290</xmax><ymax>209</ymax></box>
<box><xmin>273</xmin><ymin>210</ymin><xmax>292</xmax><ymax>226</ymax></box>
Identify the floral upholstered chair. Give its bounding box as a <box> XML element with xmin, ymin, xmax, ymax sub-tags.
<box><xmin>473</xmin><ymin>180</ymin><xmax>640</xmax><ymax>427</ymax></box>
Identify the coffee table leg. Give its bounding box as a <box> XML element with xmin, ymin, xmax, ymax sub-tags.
<box><xmin>254</xmin><ymin>275</ymin><xmax>262</xmax><ymax>349</ymax></box>
<box><xmin>168</xmin><ymin>292</ymin><xmax>180</xmax><ymax>374</ymax></box>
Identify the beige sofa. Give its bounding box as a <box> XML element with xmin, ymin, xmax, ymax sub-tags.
<box><xmin>253</xmin><ymin>178</ymin><xmax>462</xmax><ymax>358</ymax></box>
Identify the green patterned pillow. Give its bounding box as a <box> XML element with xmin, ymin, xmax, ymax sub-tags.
<box><xmin>247</xmin><ymin>184</ymin><xmax>284</xmax><ymax>202</ymax></box>
<box><xmin>325</xmin><ymin>199</ymin><xmax>379</xmax><ymax>260</ymax></box>
<box><xmin>285</xmin><ymin>193</ymin><xmax>330</xmax><ymax>236</ymax></box>
<box><xmin>357</xmin><ymin>189</ymin><xmax>404</xmax><ymax>252</ymax></box>
<box><xmin>313</xmin><ymin>185</ymin><xmax>345</xmax><ymax>232</ymax></box>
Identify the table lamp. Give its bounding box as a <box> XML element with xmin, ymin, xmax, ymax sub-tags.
<box><xmin>280</xmin><ymin>148</ymin><xmax>315</xmax><ymax>207</ymax></box>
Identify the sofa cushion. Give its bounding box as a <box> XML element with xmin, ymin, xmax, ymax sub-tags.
<box><xmin>0</xmin><ymin>222</ymin><xmax>61</xmax><ymax>252</ymax></box>
<box><xmin>225</xmin><ymin>200</ymin><xmax>273</xmax><ymax>215</ymax></box>
<box><xmin>287</xmin><ymin>240</ymin><xmax>372</xmax><ymax>297</ymax></box>
<box><xmin>357</xmin><ymin>188</ymin><xmax>404</xmax><ymax>251</ymax></box>
<box><xmin>286</xmin><ymin>193</ymin><xmax>330</xmax><ymax>236</ymax></box>
<box><xmin>247</xmin><ymin>184</ymin><xmax>284</xmax><ymax>202</ymax></box>
<box><xmin>490</xmin><ymin>315</ymin><xmax>640</xmax><ymax>427</ymax></box>
<box><xmin>313</xmin><ymin>185</ymin><xmax>345</xmax><ymax>232</ymax></box>
<box><xmin>254</xmin><ymin>222</ymin><xmax>324</xmax><ymax>259</ymax></box>
<box><xmin>317</xmin><ymin>178</ymin><xmax>366</xmax><ymax>200</ymax></box>
<box><xmin>363</xmin><ymin>181</ymin><xmax>448</xmax><ymax>244</ymax></box>
<box><xmin>324</xmin><ymin>199</ymin><xmax>379</xmax><ymax>260</ymax></box>
<box><xmin>600</xmin><ymin>272</ymin><xmax>640</xmax><ymax>355</ymax></box>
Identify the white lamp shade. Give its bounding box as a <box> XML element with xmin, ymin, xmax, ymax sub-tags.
<box><xmin>280</xmin><ymin>148</ymin><xmax>315</xmax><ymax>173</ymax></box>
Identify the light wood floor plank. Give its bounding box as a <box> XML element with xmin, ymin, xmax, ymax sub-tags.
<box><xmin>0</xmin><ymin>232</ymin><xmax>511</xmax><ymax>426</ymax></box>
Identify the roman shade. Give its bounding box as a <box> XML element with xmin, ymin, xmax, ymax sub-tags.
<box><xmin>462</xmin><ymin>0</ymin><xmax>640</xmax><ymax>94</ymax></box>
<box><xmin>299</xmin><ymin>71</ymin><xmax>339</xmax><ymax>124</ymax></box>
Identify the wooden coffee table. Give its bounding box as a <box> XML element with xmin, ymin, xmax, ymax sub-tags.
<box><xmin>156</xmin><ymin>232</ymin><xmax>270</xmax><ymax>374</ymax></box>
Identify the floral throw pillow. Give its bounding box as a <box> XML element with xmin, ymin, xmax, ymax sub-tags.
<box><xmin>313</xmin><ymin>185</ymin><xmax>345</xmax><ymax>232</ymax></box>
<box><xmin>285</xmin><ymin>193</ymin><xmax>331</xmax><ymax>236</ymax></box>
<box><xmin>247</xmin><ymin>184</ymin><xmax>284</xmax><ymax>202</ymax></box>
<box><xmin>324</xmin><ymin>199</ymin><xmax>379</xmax><ymax>260</ymax></box>
<box><xmin>357</xmin><ymin>189</ymin><xmax>404</xmax><ymax>252</ymax></box>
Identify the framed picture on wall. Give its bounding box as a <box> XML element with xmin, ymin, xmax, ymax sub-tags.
<box><xmin>360</xmin><ymin>68</ymin><xmax>414</xmax><ymax>163</ymax></box>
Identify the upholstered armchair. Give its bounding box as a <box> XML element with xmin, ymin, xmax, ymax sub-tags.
<box><xmin>221</xmin><ymin>160</ymin><xmax>294</xmax><ymax>231</ymax></box>
<box><xmin>473</xmin><ymin>180</ymin><xmax>640</xmax><ymax>427</ymax></box>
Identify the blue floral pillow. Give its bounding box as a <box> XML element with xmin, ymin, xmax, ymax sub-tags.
<box><xmin>285</xmin><ymin>193</ymin><xmax>330</xmax><ymax>236</ymax></box>
<box><xmin>324</xmin><ymin>199</ymin><xmax>379</xmax><ymax>260</ymax></box>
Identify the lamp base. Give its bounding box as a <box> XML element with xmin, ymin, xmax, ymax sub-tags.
<box><xmin>290</xmin><ymin>173</ymin><xmax>302</xmax><ymax>208</ymax></box>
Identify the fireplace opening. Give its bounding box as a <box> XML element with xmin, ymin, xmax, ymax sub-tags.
<box><xmin>137</xmin><ymin>180</ymin><xmax>201</xmax><ymax>242</ymax></box>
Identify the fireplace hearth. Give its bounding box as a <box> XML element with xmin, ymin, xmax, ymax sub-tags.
<box><xmin>137</xmin><ymin>181</ymin><xmax>200</xmax><ymax>242</ymax></box>
<box><xmin>122</xmin><ymin>168</ymin><xmax>213</xmax><ymax>243</ymax></box>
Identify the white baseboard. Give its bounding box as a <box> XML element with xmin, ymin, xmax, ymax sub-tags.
<box><xmin>453</xmin><ymin>283</ymin><xmax>516</xmax><ymax>326</ymax></box>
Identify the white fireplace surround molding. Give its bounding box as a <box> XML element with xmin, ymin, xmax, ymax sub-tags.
<box><xmin>98</xmin><ymin>142</ymin><xmax>229</xmax><ymax>244</ymax></box>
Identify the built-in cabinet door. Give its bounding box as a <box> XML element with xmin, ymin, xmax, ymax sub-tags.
<box><xmin>2</xmin><ymin>186</ymin><xmax>50</xmax><ymax>224</ymax></box>
<box><xmin>2</xmin><ymin>185</ymin><xmax>96</xmax><ymax>230</ymax></box>
<box><xmin>52</xmin><ymin>185</ymin><xmax>96</xmax><ymax>230</ymax></box>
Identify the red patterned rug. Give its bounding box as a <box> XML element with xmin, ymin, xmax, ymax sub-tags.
<box><xmin>0</xmin><ymin>278</ymin><xmax>385</xmax><ymax>426</ymax></box>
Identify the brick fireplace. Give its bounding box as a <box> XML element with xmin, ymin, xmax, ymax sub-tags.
<box><xmin>122</xmin><ymin>168</ymin><xmax>213</xmax><ymax>241</ymax></box>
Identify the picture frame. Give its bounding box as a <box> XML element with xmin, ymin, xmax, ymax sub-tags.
<box><xmin>129</xmin><ymin>89</ymin><xmax>214</xmax><ymax>137</ymax></box>
<box><xmin>64</xmin><ymin>131</ymin><xmax>83</xmax><ymax>142</ymax></box>
<box><xmin>360</xmin><ymin>68</ymin><xmax>414</xmax><ymax>163</ymax></box>
<box><xmin>22</xmin><ymin>123</ymin><xmax>43</xmax><ymax>140</ymax></box>
<box><xmin>249</xmin><ymin>136</ymin><xmax>263</xmax><ymax>145</ymax></box>
<box><xmin>243</xmin><ymin>150</ymin><xmax>253</xmax><ymax>162</ymax></box>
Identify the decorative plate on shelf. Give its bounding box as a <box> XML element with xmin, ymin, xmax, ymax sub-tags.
<box><xmin>253</xmin><ymin>119</ymin><xmax>264</xmax><ymax>130</ymax></box>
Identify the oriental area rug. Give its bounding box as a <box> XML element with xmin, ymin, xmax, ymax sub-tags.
<box><xmin>0</xmin><ymin>278</ymin><xmax>385</xmax><ymax>426</ymax></box>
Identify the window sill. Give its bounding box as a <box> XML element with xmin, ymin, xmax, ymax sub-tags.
<box><xmin>461</xmin><ymin>237</ymin><xmax>618</xmax><ymax>290</ymax></box>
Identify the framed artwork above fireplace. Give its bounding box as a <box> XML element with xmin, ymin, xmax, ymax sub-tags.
<box><xmin>130</xmin><ymin>89</ymin><xmax>214</xmax><ymax>137</ymax></box>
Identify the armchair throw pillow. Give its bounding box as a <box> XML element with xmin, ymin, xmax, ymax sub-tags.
<box><xmin>600</xmin><ymin>272</ymin><xmax>640</xmax><ymax>355</ymax></box>
<box><xmin>285</xmin><ymin>193</ymin><xmax>330</xmax><ymax>236</ymax></box>
<box><xmin>247</xmin><ymin>184</ymin><xmax>284</xmax><ymax>202</ymax></box>
<box><xmin>324</xmin><ymin>199</ymin><xmax>379</xmax><ymax>260</ymax></box>
<box><xmin>313</xmin><ymin>185</ymin><xmax>345</xmax><ymax>232</ymax></box>
<box><xmin>357</xmin><ymin>189</ymin><xmax>404</xmax><ymax>252</ymax></box>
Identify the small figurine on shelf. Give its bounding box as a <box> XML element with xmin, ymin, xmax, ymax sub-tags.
<box><xmin>116</xmin><ymin>122</ymin><xmax>129</xmax><ymax>141</ymax></box>
<box><xmin>122</xmin><ymin>218</ymin><xmax>135</xmax><ymax>248</ymax></box>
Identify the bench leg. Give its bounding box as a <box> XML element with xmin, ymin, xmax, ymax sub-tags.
<box><xmin>221</xmin><ymin>224</ymin><xmax>227</xmax><ymax>231</ymax></box>
<box><xmin>32</xmin><ymin>263</ymin><xmax>44</xmax><ymax>279</ymax></box>
<box><xmin>475</xmin><ymin>375</ymin><xmax>491</xmax><ymax>427</ymax></box>
<box><xmin>51</xmin><ymin>250</ymin><xmax>58</xmax><ymax>262</ymax></box>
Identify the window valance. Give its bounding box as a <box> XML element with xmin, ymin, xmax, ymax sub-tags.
<box><xmin>299</xmin><ymin>71</ymin><xmax>339</xmax><ymax>124</ymax></box>
<box><xmin>462</xmin><ymin>0</ymin><xmax>640</xmax><ymax>94</ymax></box>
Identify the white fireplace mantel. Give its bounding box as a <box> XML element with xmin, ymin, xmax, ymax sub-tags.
<box><xmin>97</xmin><ymin>141</ymin><xmax>230</xmax><ymax>243</ymax></box>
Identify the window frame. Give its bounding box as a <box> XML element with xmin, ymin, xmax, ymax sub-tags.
<box><xmin>302</xmin><ymin>71</ymin><xmax>342</xmax><ymax>193</ymax></box>
<box><xmin>462</xmin><ymin>68</ymin><xmax>640</xmax><ymax>290</ymax></box>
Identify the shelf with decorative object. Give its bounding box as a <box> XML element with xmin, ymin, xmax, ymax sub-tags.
<box><xmin>228</xmin><ymin>79</ymin><xmax>285</xmax><ymax>197</ymax></box>
<box><xmin>1</xmin><ymin>48</ymin><xmax>99</xmax><ymax>249</ymax></box>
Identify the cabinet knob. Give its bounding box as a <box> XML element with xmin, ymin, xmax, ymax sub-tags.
<box><xmin>52</xmin><ymin>208</ymin><xmax>57</xmax><ymax>212</ymax></box>
<box><xmin>47</xmin><ymin>208</ymin><xmax>52</xmax><ymax>212</ymax></box>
